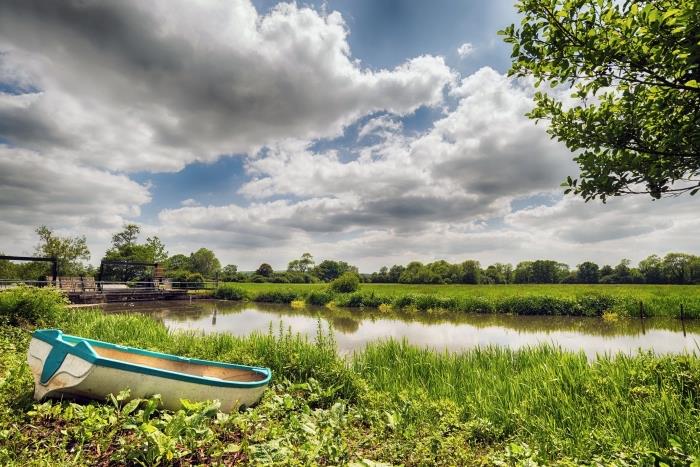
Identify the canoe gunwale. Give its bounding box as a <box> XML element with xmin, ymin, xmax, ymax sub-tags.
<box><xmin>32</xmin><ymin>329</ymin><xmax>272</xmax><ymax>389</ymax></box>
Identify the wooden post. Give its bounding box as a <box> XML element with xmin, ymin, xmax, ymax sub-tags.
<box><xmin>680</xmin><ymin>303</ymin><xmax>685</xmax><ymax>321</ymax></box>
<box><xmin>639</xmin><ymin>301</ymin><xmax>644</xmax><ymax>319</ymax></box>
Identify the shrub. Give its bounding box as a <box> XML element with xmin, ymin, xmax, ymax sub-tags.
<box><xmin>576</xmin><ymin>294</ymin><xmax>618</xmax><ymax>316</ymax></box>
<box><xmin>307</xmin><ymin>290</ymin><xmax>335</xmax><ymax>306</ymax></box>
<box><xmin>214</xmin><ymin>284</ymin><xmax>248</xmax><ymax>301</ymax></box>
<box><xmin>0</xmin><ymin>285</ymin><xmax>68</xmax><ymax>326</ymax></box>
<box><xmin>252</xmin><ymin>290</ymin><xmax>300</xmax><ymax>303</ymax></box>
<box><xmin>330</xmin><ymin>272</ymin><xmax>360</xmax><ymax>293</ymax></box>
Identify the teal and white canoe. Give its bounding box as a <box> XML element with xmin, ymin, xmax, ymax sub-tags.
<box><xmin>27</xmin><ymin>329</ymin><xmax>271</xmax><ymax>411</ymax></box>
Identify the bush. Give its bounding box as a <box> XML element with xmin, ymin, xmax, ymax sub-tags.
<box><xmin>307</xmin><ymin>290</ymin><xmax>335</xmax><ymax>306</ymax></box>
<box><xmin>0</xmin><ymin>285</ymin><xmax>68</xmax><ymax>326</ymax></box>
<box><xmin>329</xmin><ymin>272</ymin><xmax>360</xmax><ymax>293</ymax></box>
<box><xmin>167</xmin><ymin>269</ymin><xmax>190</xmax><ymax>289</ymax></box>
<box><xmin>214</xmin><ymin>284</ymin><xmax>248</xmax><ymax>301</ymax></box>
<box><xmin>576</xmin><ymin>294</ymin><xmax>618</xmax><ymax>316</ymax></box>
<box><xmin>252</xmin><ymin>290</ymin><xmax>301</xmax><ymax>304</ymax></box>
<box><xmin>332</xmin><ymin>292</ymin><xmax>385</xmax><ymax>308</ymax></box>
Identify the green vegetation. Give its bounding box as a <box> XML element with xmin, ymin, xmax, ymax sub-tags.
<box><xmin>367</xmin><ymin>253</ymin><xmax>700</xmax><ymax>285</ymax></box>
<box><xmin>330</xmin><ymin>272</ymin><xmax>360</xmax><ymax>293</ymax></box>
<box><xmin>0</xmin><ymin>286</ymin><xmax>69</xmax><ymax>327</ymax></box>
<box><xmin>1</xmin><ymin>288</ymin><xmax>700</xmax><ymax>465</ymax></box>
<box><xmin>501</xmin><ymin>0</ymin><xmax>700</xmax><ymax>200</ymax></box>
<box><xmin>215</xmin><ymin>282</ymin><xmax>700</xmax><ymax>318</ymax></box>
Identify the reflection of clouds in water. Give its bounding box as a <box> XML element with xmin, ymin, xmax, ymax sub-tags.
<box><xmin>154</xmin><ymin>301</ymin><xmax>700</xmax><ymax>358</ymax></box>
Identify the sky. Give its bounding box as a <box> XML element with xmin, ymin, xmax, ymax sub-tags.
<box><xmin>0</xmin><ymin>0</ymin><xmax>698</xmax><ymax>272</ymax></box>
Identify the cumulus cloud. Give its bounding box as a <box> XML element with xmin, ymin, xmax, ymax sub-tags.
<box><xmin>457</xmin><ymin>42</ymin><xmax>474</xmax><ymax>58</ymax></box>
<box><xmin>154</xmin><ymin>67</ymin><xmax>581</xmax><ymax>267</ymax></box>
<box><xmin>0</xmin><ymin>0</ymin><xmax>454</xmax><ymax>172</ymax></box>
<box><xmin>235</xmin><ymin>67</ymin><xmax>573</xmax><ymax>232</ymax></box>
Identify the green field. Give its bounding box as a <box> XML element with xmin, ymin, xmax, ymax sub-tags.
<box><xmin>1</xmin><ymin>287</ymin><xmax>700</xmax><ymax>465</ymax></box>
<box><xmin>216</xmin><ymin>282</ymin><xmax>700</xmax><ymax>318</ymax></box>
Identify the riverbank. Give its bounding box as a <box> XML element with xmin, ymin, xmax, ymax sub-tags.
<box><xmin>1</xmin><ymin>287</ymin><xmax>700</xmax><ymax>465</ymax></box>
<box><xmin>214</xmin><ymin>283</ymin><xmax>700</xmax><ymax>318</ymax></box>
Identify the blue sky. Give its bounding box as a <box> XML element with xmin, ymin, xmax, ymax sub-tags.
<box><xmin>0</xmin><ymin>0</ymin><xmax>697</xmax><ymax>271</ymax></box>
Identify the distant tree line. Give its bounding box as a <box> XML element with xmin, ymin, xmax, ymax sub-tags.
<box><xmin>365</xmin><ymin>255</ymin><xmax>700</xmax><ymax>285</ymax></box>
<box><xmin>2</xmin><ymin>225</ymin><xmax>699</xmax><ymax>285</ymax></box>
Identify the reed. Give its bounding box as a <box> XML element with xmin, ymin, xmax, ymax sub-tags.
<box><xmin>354</xmin><ymin>340</ymin><xmax>700</xmax><ymax>457</ymax></box>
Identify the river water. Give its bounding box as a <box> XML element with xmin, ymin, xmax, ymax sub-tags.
<box><xmin>103</xmin><ymin>299</ymin><xmax>700</xmax><ymax>357</ymax></box>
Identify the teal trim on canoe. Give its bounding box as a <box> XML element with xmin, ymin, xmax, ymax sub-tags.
<box><xmin>32</xmin><ymin>329</ymin><xmax>272</xmax><ymax>388</ymax></box>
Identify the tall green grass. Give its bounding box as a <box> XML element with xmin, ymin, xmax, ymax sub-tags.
<box><xmin>58</xmin><ymin>309</ymin><xmax>362</xmax><ymax>400</ymax></box>
<box><xmin>354</xmin><ymin>340</ymin><xmax>700</xmax><ymax>457</ymax></box>
<box><xmin>2</xmin><ymin>287</ymin><xmax>700</xmax><ymax>464</ymax></box>
<box><xmin>45</xmin><ymin>308</ymin><xmax>700</xmax><ymax>459</ymax></box>
<box><xmin>215</xmin><ymin>282</ymin><xmax>700</xmax><ymax>317</ymax></box>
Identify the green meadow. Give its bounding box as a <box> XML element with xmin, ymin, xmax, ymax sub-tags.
<box><xmin>1</xmin><ymin>286</ymin><xmax>700</xmax><ymax>465</ymax></box>
<box><xmin>216</xmin><ymin>282</ymin><xmax>700</xmax><ymax>318</ymax></box>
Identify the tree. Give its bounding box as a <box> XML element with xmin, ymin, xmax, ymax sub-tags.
<box><xmin>188</xmin><ymin>248</ymin><xmax>221</xmax><ymax>278</ymax></box>
<box><xmin>103</xmin><ymin>224</ymin><xmax>168</xmax><ymax>281</ymax></box>
<box><xmin>34</xmin><ymin>226</ymin><xmax>90</xmax><ymax>276</ymax></box>
<box><xmin>287</xmin><ymin>253</ymin><xmax>315</xmax><ymax>273</ymax></box>
<box><xmin>662</xmin><ymin>253</ymin><xmax>694</xmax><ymax>284</ymax></box>
<box><xmin>459</xmin><ymin>260</ymin><xmax>481</xmax><ymax>284</ymax></box>
<box><xmin>576</xmin><ymin>261</ymin><xmax>600</xmax><ymax>284</ymax></box>
<box><xmin>256</xmin><ymin>263</ymin><xmax>274</xmax><ymax>277</ymax></box>
<box><xmin>166</xmin><ymin>254</ymin><xmax>190</xmax><ymax>271</ymax></box>
<box><xmin>483</xmin><ymin>263</ymin><xmax>514</xmax><ymax>284</ymax></box>
<box><xmin>532</xmin><ymin>260</ymin><xmax>569</xmax><ymax>283</ymax></box>
<box><xmin>501</xmin><ymin>0</ymin><xmax>700</xmax><ymax>200</ymax></box>
<box><xmin>111</xmin><ymin>224</ymin><xmax>140</xmax><ymax>250</ymax></box>
<box><xmin>514</xmin><ymin>261</ymin><xmax>534</xmax><ymax>283</ymax></box>
<box><xmin>638</xmin><ymin>255</ymin><xmax>665</xmax><ymax>283</ymax></box>
<box><xmin>313</xmin><ymin>260</ymin><xmax>357</xmax><ymax>282</ymax></box>
<box><xmin>145</xmin><ymin>236</ymin><xmax>168</xmax><ymax>263</ymax></box>
<box><xmin>220</xmin><ymin>264</ymin><xmax>239</xmax><ymax>282</ymax></box>
<box><xmin>388</xmin><ymin>265</ymin><xmax>405</xmax><ymax>283</ymax></box>
<box><xmin>600</xmin><ymin>265</ymin><xmax>614</xmax><ymax>277</ymax></box>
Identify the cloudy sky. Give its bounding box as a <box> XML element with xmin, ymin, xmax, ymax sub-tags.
<box><xmin>0</xmin><ymin>0</ymin><xmax>697</xmax><ymax>271</ymax></box>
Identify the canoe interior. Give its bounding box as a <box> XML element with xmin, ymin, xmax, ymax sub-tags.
<box><xmin>93</xmin><ymin>346</ymin><xmax>266</xmax><ymax>382</ymax></box>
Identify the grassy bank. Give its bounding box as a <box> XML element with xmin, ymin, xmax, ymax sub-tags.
<box><xmin>215</xmin><ymin>282</ymin><xmax>700</xmax><ymax>317</ymax></box>
<box><xmin>1</xmin><ymin>287</ymin><xmax>700</xmax><ymax>465</ymax></box>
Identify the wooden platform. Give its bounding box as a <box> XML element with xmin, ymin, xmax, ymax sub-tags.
<box><xmin>67</xmin><ymin>289</ymin><xmax>188</xmax><ymax>304</ymax></box>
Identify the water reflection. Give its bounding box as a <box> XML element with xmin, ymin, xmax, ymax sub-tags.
<box><xmin>103</xmin><ymin>300</ymin><xmax>700</xmax><ymax>357</ymax></box>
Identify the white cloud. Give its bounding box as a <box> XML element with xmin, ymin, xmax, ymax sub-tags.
<box><xmin>180</xmin><ymin>198</ymin><xmax>200</xmax><ymax>207</ymax></box>
<box><xmin>0</xmin><ymin>146</ymin><xmax>150</xmax><ymax>257</ymax></box>
<box><xmin>457</xmin><ymin>42</ymin><xmax>474</xmax><ymax>58</ymax></box>
<box><xmin>0</xmin><ymin>0</ymin><xmax>454</xmax><ymax>173</ymax></box>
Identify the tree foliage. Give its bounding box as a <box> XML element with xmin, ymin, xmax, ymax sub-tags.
<box><xmin>188</xmin><ymin>248</ymin><xmax>221</xmax><ymax>278</ymax></box>
<box><xmin>313</xmin><ymin>260</ymin><xmax>357</xmax><ymax>282</ymax></box>
<box><xmin>287</xmin><ymin>253</ymin><xmax>315</xmax><ymax>273</ymax></box>
<box><xmin>103</xmin><ymin>224</ymin><xmax>168</xmax><ymax>281</ymax></box>
<box><xmin>501</xmin><ymin>0</ymin><xmax>700</xmax><ymax>200</ymax></box>
<box><xmin>34</xmin><ymin>226</ymin><xmax>90</xmax><ymax>276</ymax></box>
<box><xmin>256</xmin><ymin>263</ymin><xmax>274</xmax><ymax>277</ymax></box>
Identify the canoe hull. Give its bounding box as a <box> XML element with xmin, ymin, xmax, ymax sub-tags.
<box><xmin>28</xmin><ymin>336</ymin><xmax>268</xmax><ymax>412</ymax></box>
